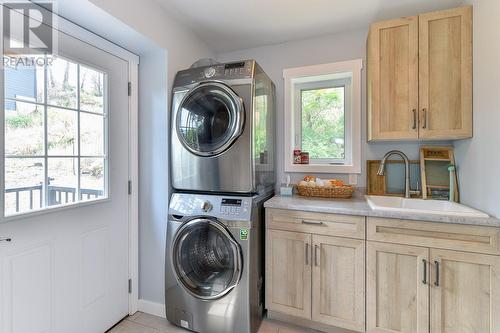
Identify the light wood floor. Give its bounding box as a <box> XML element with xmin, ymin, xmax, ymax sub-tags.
<box><xmin>108</xmin><ymin>311</ymin><xmax>320</xmax><ymax>333</ymax></box>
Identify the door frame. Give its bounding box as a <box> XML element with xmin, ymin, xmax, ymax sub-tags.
<box><xmin>0</xmin><ymin>3</ymin><xmax>140</xmax><ymax>315</ymax></box>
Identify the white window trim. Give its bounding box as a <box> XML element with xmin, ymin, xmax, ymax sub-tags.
<box><xmin>283</xmin><ymin>59</ymin><xmax>363</xmax><ymax>174</ymax></box>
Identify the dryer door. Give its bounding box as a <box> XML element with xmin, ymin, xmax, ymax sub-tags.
<box><xmin>176</xmin><ymin>82</ymin><xmax>245</xmax><ymax>156</ymax></box>
<box><xmin>172</xmin><ymin>218</ymin><xmax>243</xmax><ymax>300</ymax></box>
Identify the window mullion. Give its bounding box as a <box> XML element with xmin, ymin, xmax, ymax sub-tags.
<box><xmin>77</xmin><ymin>64</ymin><xmax>81</xmax><ymax>202</ymax></box>
<box><xmin>43</xmin><ymin>56</ymin><xmax>49</xmax><ymax>209</ymax></box>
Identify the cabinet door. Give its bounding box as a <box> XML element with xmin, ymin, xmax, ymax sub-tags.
<box><xmin>430</xmin><ymin>249</ymin><xmax>500</xmax><ymax>333</ymax></box>
<box><xmin>419</xmin><ymin>6</ymin><xmax>472</xmax><ymax>139</ymax></box>
<box><xmin>265</xmin><ymin>229</ymin><xmax>311</xmax><ymax>319</ymax></box>
<box><xmin>367</xmin><ymin>242</ymin><xmax>429</xmax><ymax>333</ymax></box>
<box><xmin>311</xmin><ymin>235</ymin><xmax>365</xmax><ymax>332</ymax></box>
<box><xmin>367</xmin><ymin>16</ymin><xmax>419</xmax><ymax>140</ymax></box>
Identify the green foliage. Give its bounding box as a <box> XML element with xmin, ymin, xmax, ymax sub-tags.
<box><xmin>6</xmin><ymin>114</ymin><xmax>35</xmax><ymax>128</ymax></box>
<box><xmin>301</xmin><ymin>87</ymin><xmax>345</xmax><ymax>160</ymax></box>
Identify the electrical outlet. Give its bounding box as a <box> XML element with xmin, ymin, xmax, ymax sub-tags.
<box><xmin>348</xmin><ymin>174</ymin><xmax>358</xmax><ymax>185</ymax></box>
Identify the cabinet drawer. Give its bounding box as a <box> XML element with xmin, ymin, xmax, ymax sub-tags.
<box><xmin>266</xmin><ymin>208</ymin><xmax>365</xmax><ymax>239</ymax></box>
<box><xmin>367</xmin><ymin>217</ymin><xmax>500</xmax><ymax>255</ymax></box>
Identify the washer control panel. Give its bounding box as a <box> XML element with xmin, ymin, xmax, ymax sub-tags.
<box><xmin>220</xmin><ymin>198</ymin><xmax>249</xmax><ymax>216</ymax></box>
<box><xmin>169</xmin><ymin>193</ymin><xmax>252</xmax><ymax>221</ymax></box>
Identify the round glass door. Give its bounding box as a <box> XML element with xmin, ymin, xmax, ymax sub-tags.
<box><xmin>172</xmin><ymin>218</ymin><xmax>242</xmax><ymax>300</ymax></box>
<box><xmin>176</xmin><ymin>82</ymin><xmax>244</xmax><ymax>156</ymax></box>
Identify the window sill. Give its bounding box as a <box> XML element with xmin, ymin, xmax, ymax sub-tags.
<box><xmin>284</xmin><ymin>163</ymin><xmax>361</xmax><ymax>174</ymax></box>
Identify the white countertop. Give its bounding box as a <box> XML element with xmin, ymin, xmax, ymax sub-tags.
<box><xmin>264</xmin><ymin>194</ymin><xmax>500</xmax><ymax>227</ymax></box>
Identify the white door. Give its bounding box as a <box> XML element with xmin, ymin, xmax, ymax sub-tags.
<box><xmin>0</xmin><ymin>8</ymin><xmax>131</xmax><ymax>333</ymax></box>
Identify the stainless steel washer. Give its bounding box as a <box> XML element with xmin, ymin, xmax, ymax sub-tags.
<box><xmin>170</xmin><ymin>60</ymin><xmax>275</xmax><ymax>194</ymax></box>
<box><xmin>165</xmin><ymin>191</ymin><xmax>272</xmax><ymax>333</ymax></box>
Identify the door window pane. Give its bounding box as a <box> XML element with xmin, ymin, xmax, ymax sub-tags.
<box><xmin>80</xmin><ymin>66</ymin><xmax>104</xmax><ymax>114</ymax></box>
<box><xmin>4</xmin><ymin>56</ymin><xmax>109</xmax><ymax>216</ymax></box>
<box><xmin>5</xmin><ymin>158</ymin><xmax>44</xmax><ymax>215</ymax></box>
<box><xmin>47</xmin><ymin>57</ymin><xmax>78</xmax><ymax>108</ymax></box>
<box><xmin>80</xmin><ymin>112</ymin><xmax>105</xmax><ymax>156</ymax></box>
<box><xmin>4</xmin><ymin>56</ymin><xmax>45</xmax><ymax>103</ymax></box>
<box><xmin>80</xmin><ymin>158</ymin><xmax>105</xmax><ymax>201</ymax></box>
<box><xmin>48</xmin><ymin>158</ymin><xmax>78</xmax><ymax>206</ymax></box>
<box><xmin>5</xmin><ymin>101</ymin><xmax>44</xmax><ymax>156</ymax></box>
<box><xmin>48</xmin><ymin>107</ymin><xmax>78</xmax><ymax>156</ymax></box>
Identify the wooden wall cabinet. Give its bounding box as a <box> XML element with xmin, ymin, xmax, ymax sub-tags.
<box><xmin>265</xmin><ymin>209</ymin><xmax>365</xmax><ymax>332</ymax></box>
<box><xmin>367</xmin><ymin>6</ymin><xmax>472</xmax><ymax>141</ymax></box>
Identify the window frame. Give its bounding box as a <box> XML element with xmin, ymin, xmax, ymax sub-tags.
<box><xmin>2</xmin><ymin>54</ymin><xmax>110</xmax><ymax>217</ymax></box>
<box><xmin>283</xmin><ymin>59</ymin><xmax>363</xmax><ymax>174</ymax></box>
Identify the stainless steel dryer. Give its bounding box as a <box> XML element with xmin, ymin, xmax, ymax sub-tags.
<box><xmin>170</xmin><ymin>60</ymin><xmax>275</xmax><ymax>194</ymax></box>
<box><xmin>165</xmin><ymin>191</ymin><xmax>272</xmax><ymax>333</ymax></box>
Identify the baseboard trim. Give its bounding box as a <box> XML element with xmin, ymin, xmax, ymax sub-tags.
<box><xmin>137</xmin><ymin>299</ymin><xmax>166</xmax><ymax>318</ymax></box>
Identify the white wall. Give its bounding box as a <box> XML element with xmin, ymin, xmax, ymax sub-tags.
<box><xmin>455</xmin><ymin>0</ymin><xmax>500</xmax><ymax>218</ymax></box>
<box><xmin>217</xmin><ymin>30</ymin><xmax>447</xmax><ymax>189</ymax></box>
<box><xmin>89</xmin><ymin>0</ymin><xmax>214</xmax><ymax>86</ymax></box>
<box><xmin>89</xmin><ymin>0</ymin><xmax>215</xmax><ymax>305</ymax></box>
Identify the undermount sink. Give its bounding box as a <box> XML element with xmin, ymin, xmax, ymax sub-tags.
<box><xmin>366</xmin><ymin>195</ymin><xmax>489</xmax><ymax>218</ymax></box>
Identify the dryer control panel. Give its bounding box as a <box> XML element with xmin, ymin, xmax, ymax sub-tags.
<box><xmin>169</xmin><ymin>193</ymin><xmax>252</xmax><ymax>221</ymax></box>
<box><xmin>173</xmin><ymin>60</ymin><xmax>255</xmax><ymax>86</ymax></box>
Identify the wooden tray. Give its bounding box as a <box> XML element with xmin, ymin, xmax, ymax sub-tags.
<box><xmin>367</xmin><ymin>160</ymin><xmax>421</xmax><ymax>197</ymax></box>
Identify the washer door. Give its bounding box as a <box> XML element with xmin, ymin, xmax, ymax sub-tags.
<box><xmin>176</xmin><ymin>82</ymin><xmax>244</xmax><ymax>156</ymax></box>
<box><xmin>172</xmin><ymin>218</ymin><xmax>242</xmax><ymax>300</ymax></box>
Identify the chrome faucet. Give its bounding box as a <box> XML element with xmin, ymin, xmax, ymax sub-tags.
<box><xmin>377</xmin><ymin>150</ymin><xmax>419</xmax><ymax>198</ymax></box>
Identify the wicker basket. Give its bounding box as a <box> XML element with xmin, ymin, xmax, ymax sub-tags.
<box><xmin>296</xmin><ymin>184</ymin><xmax>355</xmax><ymax>199</ymax></box>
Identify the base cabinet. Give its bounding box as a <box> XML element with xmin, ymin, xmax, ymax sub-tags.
<box><xmin>367</xmin><ymin>240</ymin><xmax>500</xmax><ymax>333</ymax></box>
<box><xmin>265</xmin><ymin>229</ymin><xmax>311</xmax><ymax>319</ymax></box>
<box><xmin>312</xmin><ymin>235</ymin><xmax>365</xmax><ymax>332</ymax></box>
<box><xmin>430</xmin><ymin>249</ymin><xmax>500</xmax><ymax>333</ymax></box>
<box><xmin>367</xmin><ymin>242</ymin><xmax>429</xmax><ymax>333</ymax></box>
<box><xmin>266</xmin><ymin>209</ymin><xmax>500</xmax><ymax>333</ymax></box>
<box><xmin>265</xmin><ymin>211</ymin><xmax>365</xmax><ymax>332</ymax></box>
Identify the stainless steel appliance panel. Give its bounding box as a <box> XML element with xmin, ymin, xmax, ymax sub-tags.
<box><xmin>171</xmin><ymin>84</ymin><xmax>254</xmax><ymax>193</ymax></box>
<box><xmin>170</xmin><ymin>60</ymin><xmax>275</xmax><ymax>194</ymax></box>
<box><xmin>165</xmin><ymin>192</ymin><xmax>272</xmax><ymax>333</ymax></box>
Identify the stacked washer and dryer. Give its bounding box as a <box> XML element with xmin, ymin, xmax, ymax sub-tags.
<box><xmin>166</xmin><ymin>60</ymin><xmax>276</xmax><ymax>333</ymax></box>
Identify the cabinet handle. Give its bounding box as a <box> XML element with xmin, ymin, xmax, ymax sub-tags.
<box><xmin>422</xmin><ymin>259</ymin><xmax>427</xmax><ymax>285</ymax></box>
<box><xmin>305</xmin><ymin>243</ymin><xmax>309</xmax><ymax>266</ymax></box>
<box><xmin>434</xmin><ymin>260</ymin><xmax>440</xmax><ymax>287</ymax></box>
<box><xmin>314</xmin><ymin>245</ymin><xmax>319</xmax><ymax>266</ymax></box>
<box><xmin>422</xmin><ymin>108</ymin><xmax>428</xmax><ymax>129</ymax></box>
<box><xmin>301</xmin><ymin>220</ymin><xmax>323</xmax><ymax>226</ymax></box>
<box><xmin>0</xmin><ymin>237</ymin><xmax>12</xmax><ymax>242</ymax></box>
<box><xmin>412</xmin><ymin>109</ymin><xmax>417</xmax><ymax>129</ymax></box>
